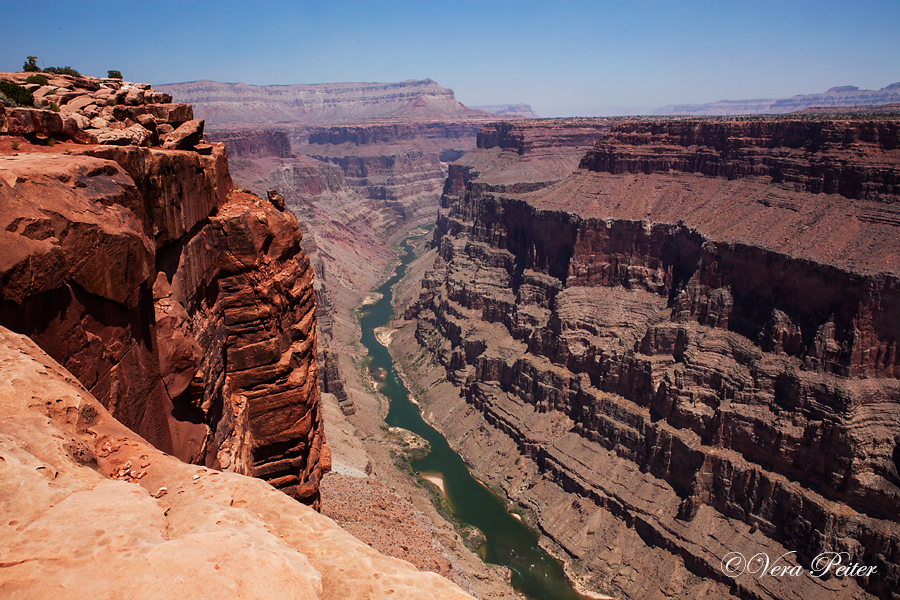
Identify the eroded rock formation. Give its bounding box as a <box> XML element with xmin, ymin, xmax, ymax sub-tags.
<box><xmin>0</xmin><ymin>73</ymin><xmax>326</xmax><ymax>507</ymax></box>
<box><xmin>405</xmin><ymin>116</ymin><xmax>900</xmax><ymax>599</ymax></box>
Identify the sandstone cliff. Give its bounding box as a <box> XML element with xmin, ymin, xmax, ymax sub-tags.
<box><xmin>402</xmin><ymin>116</ymin><xmax>900</xmax><ymax>599</ymax></box>
<box><xmin>0</xmin><ymin>74</ymin><xmax>326</xmax><ymax>507</ymax></box>
<box><xmin>0</xmin><ymin>326</ymin><xmax>474</xmax><ymax>600</ymax></box>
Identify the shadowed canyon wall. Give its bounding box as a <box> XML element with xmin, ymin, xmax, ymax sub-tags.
<box><xmin>405</xmin><ymin>117</ymin><xmax>900</xmax><ymax>599</ymax></box>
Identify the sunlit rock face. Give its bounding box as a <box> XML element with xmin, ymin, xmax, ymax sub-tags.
<box><xmin>409</xmin><ymin>116</ymin><xmax>900</xmax><ymax>599</ymax></box>
<box><xmin>0</xmin><ymin>73</ymin><xmax>326</xmax><ymax>508</ymax></box>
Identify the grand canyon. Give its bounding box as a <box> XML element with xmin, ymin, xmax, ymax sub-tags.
<box><xmin>1</xmin><ymin>64</ymin><xmax>898</xmax><ymax>600</ymax></box>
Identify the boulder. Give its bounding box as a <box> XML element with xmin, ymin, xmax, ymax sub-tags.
<box><xmin>124</xmin><ymin>87</ymin><xmax>144</xmax><ymax>106</ymax></box>
<box><xmin>162</xmin><ymin>119</ymin><xmax>204</xmax><ymax>150</ymax></box>
<box><xmin>32</xmin><ymin>85</ymin><xmax>57</xmax><ymax>100</ymax></box>
<box><xmin>61</xmin><ymin>94</ymin><xmax>95</xmax><ymax>113</ymax></box>
<box><xmin>268</xmin><ymin>188</ymin><xmax>286</xmax><ymax>211</ymax></box>
<box><xmin>137</xmin><ymin>113</ymin><xmax>157</xmax><ymax>130</ymax></box>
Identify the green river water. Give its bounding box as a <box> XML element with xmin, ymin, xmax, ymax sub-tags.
<box><xmin>357</xmin><ymin>231</ymin><xmax>592</xmax><ymax>600</ymax></box>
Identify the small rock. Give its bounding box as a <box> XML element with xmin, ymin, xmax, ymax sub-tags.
<box><xmin>151</xmin><ymin>486</ymin><xmax>168</xmax><ymax>498</ymax></box>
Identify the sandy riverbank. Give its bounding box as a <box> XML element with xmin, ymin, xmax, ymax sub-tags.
<box><xmin>374</xmin><ymin>326</ymin><xmax>397</xmax><ymax>349</ymax></box>
<box><xmin>421</xmin><ymin>473</ymin><xmax>445</xmax><ymax>495</ymax></box>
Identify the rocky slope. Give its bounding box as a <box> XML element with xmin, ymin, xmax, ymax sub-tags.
<box><xmin>658</xmin><ymin>82</ymin><xmax>900</xmax><ymax>116</ymax></box>
<box><xmin>399</xmin><ymin>116</ymin><xmax>900</xmax><ymax>599</ymax></box>
<box><xmin>157</xmin><ymin>79</ymin><xmax>489</xmax><ymax>127</ymax></box>
<box><xmin>0</xmin><ymin>326</ymin><xmax>473</xmax><ymax>600</ymax></box>
<box><xmin>0</xmin><ymin>73</ymin><xmax>325</xmax><ymax>507</ymax></box>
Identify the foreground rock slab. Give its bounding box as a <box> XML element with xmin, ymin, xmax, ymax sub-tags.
<box><xmin>0</xmin><ymin>326</ymin><xmax>474</xmax><ymax>600</ymax></box>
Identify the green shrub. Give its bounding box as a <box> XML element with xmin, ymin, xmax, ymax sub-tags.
<box><xmin>25</xmin><ymin>74</ymin><xmax>49</xmax><ymax>86</ymax></box>
<box><xmin>23</xmin><ymin>56</ymin><xmax>39</xmax><ymax>72</ymax></box>
<box><xmin>42</xmin><ymin>66</ymin><xmax>81</xmax><ymax>77</ymax></box>
<box><xmin>0</xmin><ymin>81</ymin><xmax>34</xmax><ymax>106</ymax></box>
<box><xmin>11</xmin><ymin>141</ymin><xmax>20</xmax><ymax>150</ymax></box>
<box><xmin>107</xmin><ymin>70</ymin><xmax>122</xmax><ymax>79</ymax></box>
<box><xmin>49</xmin><ymin>102</ymin><xmax>59</xmax><ymax>112</ymax></box>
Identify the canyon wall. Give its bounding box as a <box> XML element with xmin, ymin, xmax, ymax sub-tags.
<box><xmin>406</xmin><ymin>117</ymin><xmax>900</xmax><ymax>599</ymax></box>
<box><xmin>158</xmin><ymin>78</ymin><xmax>489</xmax><ymax>127</ymax></box>
<box><xmin>0</xmin><ymin>74</ymin><xmax>326</xmax><ymax>507</ymax></box>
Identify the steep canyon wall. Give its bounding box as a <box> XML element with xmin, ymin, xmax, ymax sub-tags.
<box><xmin>407</xmin><ymin>117</ymin><xmax>900</xmax><ymax>599</ymax></box>
<box><xmin>0</xmin><ymin>76</ymin><xmax>326</xmax><ymax>507</ymax></box>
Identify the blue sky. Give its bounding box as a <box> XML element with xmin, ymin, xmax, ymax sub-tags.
<box><xmin>4</xmin><ymin>1</ymin><xmax>899</xmax><ymax>116</ymax></box>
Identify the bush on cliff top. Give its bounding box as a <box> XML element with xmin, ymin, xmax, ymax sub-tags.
<box><xmin>0</xmin><ymin>81</ymin><xmax>34</xmax><ymax>107</ymax></box>
<box><xmin>42</xmin><ymin>66</ymin><xmax>81</xmax><ymax>77</ymax></box>
<box><xmin>25</xmin><ymin>74</ymin><xmax>49</xmax><ymax>86</ymax></box>
<box><xmin>23</xmin><ymin>56</ymin><xmax>39</xmax><ymax>72</ymax></box>
<box><xmin>107</xmin><ymin>70</ymin><xmax>122</xmax><ymax>79</ymax></box>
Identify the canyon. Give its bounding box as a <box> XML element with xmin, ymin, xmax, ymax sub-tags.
<box><xmin>389</xmin><ymin>116</ymin><xmax>900</xmax><ymax>599</ymax></box>
<box><xmin>6</xmin><ymin>66</ymin><xmax>899</xmax><ymax>600</ymax></box>
<box><xmin>0</xmin><ymin>72</ymin><xmax>476</xmax><ymax>599</ymax></box>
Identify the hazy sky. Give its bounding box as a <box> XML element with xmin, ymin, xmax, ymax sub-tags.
<box><xmin>4</xmin><ymin>1</ymin><xmax>898</xmax><ymax>116</ymax></box>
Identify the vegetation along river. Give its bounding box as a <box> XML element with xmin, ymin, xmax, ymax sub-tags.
<box><xmin>357</xmin><ymin>229</ymin><xmax>593</xmax><ymax>600</ymax></box>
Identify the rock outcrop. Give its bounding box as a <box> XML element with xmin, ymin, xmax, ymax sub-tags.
<box><xmin>405</xmin><ymin>116</ymin><xmax>900</xmax><ymax>599</ymax></box>
<box><xmin>0</xmin><ymin>326</ymin><xmax>474</xmax><ymax>600</ymax></box>
<box><xmin>0</xmin><ymin>72</ymin><xmax>197</xmax><ymax>148</ymax></box>
<box><xmin>0</xmin><ymin>73</ymin><xmax>326</xmax><ymax>507</ymax></box>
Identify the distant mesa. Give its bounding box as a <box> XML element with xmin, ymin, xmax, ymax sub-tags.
<box><xmin>657</xmin><ymin>81</ymin><xmax>900</xmax><ymax>115</ymax></box>
<box><xmin>470</xmin><ymin>103</ymin><xmax>540</xmax><ymax>118</ymax></box>
<box><xmin>157</xmin><ymin>78</ymin><xmax>494</xmax><ymax>127</ymax></box>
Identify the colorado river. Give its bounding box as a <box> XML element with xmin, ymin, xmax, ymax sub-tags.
<box><xmin>358</xmin><ymin>230</ymin><xmax>593</xmax><ymax>600</ymax></box>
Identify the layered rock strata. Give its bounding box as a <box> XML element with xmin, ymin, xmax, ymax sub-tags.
<box><xmin>158</xmin><ymin>78</ymin><xmax>489</xmax><ymax>127</ymax></box>
<box><xmin>0</xmin><ymin>326</ymin><xmax>474</xmax><ymax>600</ymax></box>
<box><xmin>408</xmin><ymin>117</ymin><xmax>900</xmax><ymax>599</ymax></box>
<box><xmin>298</xmin><ymin>121</ymin><xmax>485</xmax><ymax>223</ymax></box>
<box><xmin>0</xmin><ymin>75</ymin><xmax>327</xmax><ymax>507</ymax></box>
